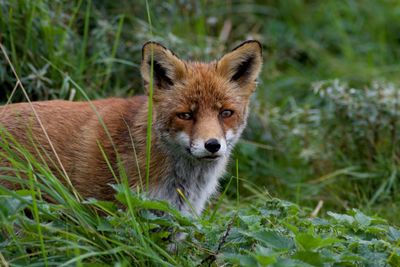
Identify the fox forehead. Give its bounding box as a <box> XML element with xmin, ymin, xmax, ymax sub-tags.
<box><xmin>156</xmin><ymin>62</ymin><xmax>245</xmax><ymax>111</ymax></box>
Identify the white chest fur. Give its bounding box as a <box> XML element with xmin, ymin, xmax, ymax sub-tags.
<box><xmin>148</xmin><ymin>156</ymin><xmax>228</xmax><ymax>215</ymax></box>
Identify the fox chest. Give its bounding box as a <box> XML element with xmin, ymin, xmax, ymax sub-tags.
<box><xmin>148</xmin><ymin>158</ymin><xmax>227</xmax><ymax>215</ymax></box>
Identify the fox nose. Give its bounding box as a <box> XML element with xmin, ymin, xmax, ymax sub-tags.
<box><xmin>204</xmin><ymin>139</ymin><xmax>221</xmax><ymax>153</ymax></box>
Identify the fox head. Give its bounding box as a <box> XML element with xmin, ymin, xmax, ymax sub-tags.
<box><xmin>141</xmin><ymin>40</ymin><xmax>262</xmax><ymax>162</ymax></box>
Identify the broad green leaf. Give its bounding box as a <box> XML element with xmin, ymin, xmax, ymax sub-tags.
<box><xmin>0</xmin><ymin>195</ymin><xmax>30</xmax><ymax>218</ymax></box>
<box><xmin>223</xmin><ymin>253</ymin><xmax>258</xmax><ymax>266</ymax></box>
<box><xmin>244</xmin><ymin>230</ymin><xmax>295</xmax><ymax>251</ymax></box>
<box><xmin>254</xmin><ymin>245</ymin><xmax>278</xmax><ymax>266</ymax></box>
<box><xmin>292</xmin><ymin>251</ymin><xmax>327</xmax><ymax>267</ymax></box>
<box><xmin>388</xmin><ymin>251</ymin><xmax>400</xmax><ymax>267</ymax></box>
<box><xmin>388</xmin><ymin>227</ymin><xmax>400</xmax><ymax>241</ymax></box>
<box><xmin>295</xmin><ymin>233</ymin><xmax>341</xmax><ymax>250</ymax></box>
<box><xmin>354</xmin><ymin>210</ymin><xmax>372</xmax><ymax>228</ymax></box>
<box><xmin>273</xmin><ymin>258</ymin><xmax>314</xmax><ymax>267</ymax></box>
<box><xmin>327</xmin><ymin>211</ymin><xmax>354</xmax><ymax>224</ymax></box>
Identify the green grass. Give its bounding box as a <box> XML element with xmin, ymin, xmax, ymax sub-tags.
<box><xmin>0</xmin><ymin>136</ymin><xmax>399</xmax><ymax>265</ymax></box>
<box><xmin>1</xmin><ymin>156</ymin><xmax>399</xmax><ymax>265</ymax></box>
<box><xmin>1</xmin><ymin>0</ymin><xmax>400</xmax><ymax>265</ymax></box>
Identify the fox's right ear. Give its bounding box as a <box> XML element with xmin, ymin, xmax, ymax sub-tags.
<box><xmin>217</xmin><ymin>40</ymin><xmax>262</xmax><ymax>92</ymax></box>
<box><xmin>141</xmin><ymin>42</ymin><xmax>186</xmax><ymax>90</ymax></box>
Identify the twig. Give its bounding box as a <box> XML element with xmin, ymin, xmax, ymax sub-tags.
<box><xmin>200</xmin><ymin>213</ymin><xmax>237</xmax><ymax>266</ymax></box>
<box><xmin>310</xmin><ymin>200</ymin><xmax>324</xmax><ymax>218</ymax></box>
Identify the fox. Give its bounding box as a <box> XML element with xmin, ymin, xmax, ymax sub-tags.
<box><xmin>0</xmin><ymin>40</ymin><xmax>262</xmax><ymax>216</ymax></box>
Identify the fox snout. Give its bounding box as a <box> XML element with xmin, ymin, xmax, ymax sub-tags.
<box><xmin>191</xmin><ymin>136</ymin><xmax>227</xmax><ymax>159</ymax></box>
<box><xmin>176</xmin><ymin>131</ymin><xmax>228</xmax><ymax>160</ymax></box>
<box><xmin>188</xmin><ymin>114</ymin><xmax>233</xmax><ymax>159</ymax></box>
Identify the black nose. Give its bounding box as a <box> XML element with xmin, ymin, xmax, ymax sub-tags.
<box><xmin>204</xmin><ymin>139</ymin><xmax>221</xmax><ymax>153</ymax></box>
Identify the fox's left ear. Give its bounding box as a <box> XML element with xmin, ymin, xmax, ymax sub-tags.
<box><xmin>217</xmin><ymin>40</ymin><xmax>262</xmax><ymax>91</ymax></box>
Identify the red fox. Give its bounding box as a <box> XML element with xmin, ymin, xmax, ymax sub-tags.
<box><xmin>0</xmin><ymin>40</ymin><xmax>262</xmax><ymax>215</ymax></box>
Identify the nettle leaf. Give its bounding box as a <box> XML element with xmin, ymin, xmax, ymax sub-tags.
<box><xmin>338</xmin><ymin>253</ymin><xmax>365</xmax><ymax>264</ymax></box>
<box><xmin>239</xmin><ymin>214</ymin><xmax>261</xmax><ymax>230</ymax></box>
<box><xmin>255</xmin><ymin>245</ymin><xmax>275</xmax><ymax>256</ymax></box>
<box><xmin>223</xmin><ymin>227</ymin><xmax>249</xmax><ymax>246</ymax></box>
<box><xmin>284</xmin><ymin>223</ymin><xmax>299</xmax><ymax>235</ymax></box>
<box><xmin>253</xmin><ymin>245</ymin><xmax>278</xmax><ymax>266</ymax></box>
<box><xmin>327</xmin><ymin>211</ymin><xmax>355</xmax><ymax>225</ymax></box>
<box><xmin>254</xmin><ymin>254</ymin><xmax>277</xmax><ymax>266</ymax></box>
<box><xmin>388</xmin><ymin>227</ymin><xmax>400</xmax><ymax>241</ymax></box>
<box><xmin>354</xmin><ymin>210</ymin><xmax>372</xmax><ymax>227</ymax></box>
<box><xmin>140</xmin><ymin>209</ymin><xmax>179</xmax><ymax>227</ymax></box>
<box><xmin>365</xmin><ymin>225</ymin><xmax>388</xmax><ymax>235</ymax></box>
<box><xmin>295</xmin><ymin>233</ymin><xmax>341</xmax><ymax>251</ymax></box>
<box><xmin>0</xmin><ymin>194</ymin><xmax>31</xmax><ymax>219</ymax></box>
<box><xmin>309</xmin><ymin>217</ymin><xmax>331</xmax><ymax>227</ymax></box>
<box><xmin>388</xmin><ymin>250</ymin><xmax>400</xmax><ymax>267</ymax></box>
<box><xmin>292</xmin><ymin>251</ymin><xmax>329</xmax><ymax>267</ymax></box>
<box><xmin>97</xmin><ymin>218</ymin><xmax>114</xmax><ymax>232</ymax></box>
<box><xmin>274</xmin><ymin>258</ymin><xmax>314</xmax><ymax>267</ymax></box>
<box><xmin>223</xmin><ymin>253</ymin><xmax>257</xmax><ymax>266</ymax></box>
<box><xmin>112</xmin><ymin>184</ymin><xmax>192</xmax><ymax>226</ymax></box>
<box><xmin>360</xmin><ymin>251</ymin><xmax>389</xmax><ymax>266</ymax></box>
<box><xmin>259</xmin><ymin>207</ymin><xmax>281</xmax><ymax>217</ymax></box>
<box><xmin>244</xmin><ymin>230</ymin><xmax>295</xmax><ymax>251</ymax></box>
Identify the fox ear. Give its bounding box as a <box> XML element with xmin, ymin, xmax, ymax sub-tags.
<box><xmin>141</xmin><ymin>42</ymin><xmax>186</xmax><ymax>90</ymax></box>
<box><xmin>217</xmin><ymin>40</ymin><xmax>262</xmax><ymax>90</ymax></box>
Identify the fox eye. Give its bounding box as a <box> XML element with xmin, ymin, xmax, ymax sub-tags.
<box><xmin>177</xmin><ymin>112</ymin><xmax>193</xmax><ymax>120</ymax></box>
<box><xmin>220</xmin><ymin>109</ymin><xmax>234</xmax><ymax>118</ymax></box>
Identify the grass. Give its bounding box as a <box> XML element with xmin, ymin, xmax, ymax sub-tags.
<box><xmin>145</xmin><ymin>0</ymin><xmax>154</xmax><ymax>193</ymax></box>
<box><xmin>1</xmin><ymin>0</ymin><xmax>400</xmax><ymax>265</ymax></box>
<box><xmin>1</xmin><ymin>158</ymin><xmax>399</xmax><ymax>265</ymax></box>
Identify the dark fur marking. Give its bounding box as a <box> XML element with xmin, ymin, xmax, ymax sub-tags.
<box><xmin>149</xmin><ymin>60</ymin><xmax>174</xmax><ymax>87</ymax></box>
<box><xmin>231</xmin><ymin>56</ymin><xmax>254</xmax><ymax>81</ymax></box>
<box><xmin>142</xmin><ymin>41</ymin><xmax>181</xmax><ymax>60</ymax></box>
<box><xmin>231</xmin><ymin>40</ymin><xmax>262</xmax><ymax>55</ymax></box>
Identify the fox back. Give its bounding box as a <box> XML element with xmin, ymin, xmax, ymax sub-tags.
<box><xmin>0</xmin><ymin>40</ymin><xmax>262</xmax><ymax>215</ymax></box>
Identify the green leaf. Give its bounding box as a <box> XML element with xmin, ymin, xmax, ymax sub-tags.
<box><xmin>365</xmin><ymin>226</ymin><xmax>387</xmax><ymax>235</ymax></box>
<box><xmin>327</xmin><ymin>211</ymin><xmax>354</xmax><ymax>224</ymax></box>
<box><xmin>239</xmin><ymin>215</ymin><xmax>261</xmax><ymax>227</ymax></box>
<box><xmin>97</xmin><ymin>218</ymin><xmax>114</xmax><ymax>232</ymax></box>
<box><xmin>388</xmin><ymin>250</ymin><xmax>400</xmax><ymax>267</ymax></box>
<box><xmin>223</xmin><ymin>253</ymin><xmax>258</xmax><ymax>266</ymax></box>
<box><xmin>254</xmin><ymin>245</ymin><xmax>277</xmax><ymax>266</ymax></box>
<box><xmin>354</xmin><ymin>210</ymin><xmax>372</xmax><ymax>228</ymax></box>
<box><xmin>388</xmin><ymin>227</ymin><xmax>400</xmax><ymax>241</ymax></box>
<box><xmin>284</xmin><ymin>223</ymin><xmax>299</xmax><ymax>234</ymax></box>
<box><xmin>0</xmin><ymin>195</ymin><xmax>30</xmax><ymax>218</ymax></box>
<box><xmin>112</xmin><ymin>184</ymin><xmax>192</xmax><ymax>226</ymax></box>
<box><xmin>245</xmin><ymin>230</ymin><xmax>295</xmax><ymax>251</ymax></box>
<box><xmin>295</xmin><ymin>233</ymin><xmax>341</xmax><ymax>251</ymax></box>
<box><xmin>273</xmin><ymin>258</ymin><xmax>314</xmax><ymax>267</ymax></box>
<box><xmin>292</xmin><ymin>251</ymin><xmax>327</xmax><ymax>267</ymax></box>
<box><xmin>255</xmin><ymin>254</ymin><xmax>277</xmax><ymax>266</ymax></box>
<box><xmin>339</xmin><ymin>253</ymin><xmax>365</xmax><ymax>264</ymax></box>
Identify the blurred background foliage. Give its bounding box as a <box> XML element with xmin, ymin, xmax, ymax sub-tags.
<box><xmin>1</xmin><ymin>0</ymin><xmax>400</xmax><ymax>223</ymax></box>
